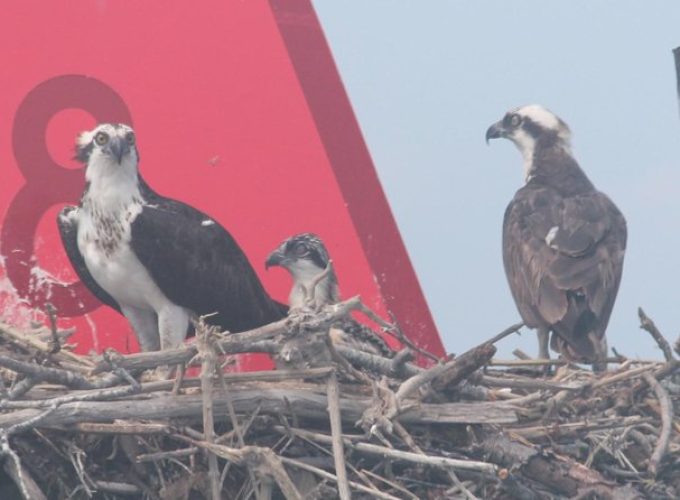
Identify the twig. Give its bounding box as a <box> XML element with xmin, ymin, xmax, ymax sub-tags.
<box><xmin>361</xmin><ymin>469</ymin><xmax>419</xmax><ymax>500</ymax></box>
<box><xmin>196</xmin><ymin>322</ymin><xmax>221</xmax><ymax>499</ymax></box>
<box><xmin>487</xmin><ymin>322</ymin><xmax>525</xmax><ymax>345</ymax></box>
<box><xmin>215</xmin><ymin>353</ymin><xmax>263</xmax><ymax>500</ymax></box>
<box><xmin>90</xmin><ymin>296</ymin><xmax>368</xmax><ymax>374</ymax></box>
<box><xmin>642</xmin><ymin>372</ymin><xmax>673</xmax><ymax>477</ymax></box>
<box><xmin>44</xmin><ymin>303</ymin><xmax>61</xmax><ymax>355</ymax></box>
<box><xmin>326</xmin><ymin>371</ymin><xmax>351</xmax><ymax>500</ymax></box>
<box><xmin>383</xmin><ymin>311</ymin><xmax>441</xmax><ymax>364</ymax></box>
<box><xmin>273</xmin><ymin>426</ymin><xmax>499</xmax><ymax>474</ymax></box>
<box><xmin>488</xmin><ymin>357</ymin><xmax>630</xmax><ymax>367</ymax></box>
<box><xmin>0</xmin><ymin>354</ymin><xmax>99</xmax><ymax>389</ymax></box>
<box><xmin>280</xmin><ymin>456</ymin><xmax>399</xmax><ymax>500</ymax></box>
<box><xmin>638</xmin><ymin>308</ymin><xmax>675</xmax><ymax>362</ymax></box>
<box><xmin>0</xmin><ymin>323</ymin><xmax>89</xmax><ymax>368</ymax></box>
<box><xmin>94</xmin><ymin>481</ymin><xmax>141</xmax><ymax>495</ymax></box>
<box><xmin>479</xmin><ymin>375</ymin><xmax>577</xmax><ymax>392</ymax></box>
<box><xmin>337</xmin><ymin>346</ymin><xmax>421</xmax><ymax>379</ymax></box>
<box><xmin>186</xmin><ymin>440</ymin><xmax>302</xmax><ymax>500</ymax></box>
<box><xmin>1</xmin><ymin>444</ymin><xmax>47</xmax><ymax>500</ymax></box>
<box><xmin>305</xmin><ymin>261</ymin><xmax>333</xmax><ymax>309</ymax></box>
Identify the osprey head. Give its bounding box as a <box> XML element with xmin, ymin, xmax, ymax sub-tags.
<box><xmin>76</xmin><ymin>123</ymin><xmax>138</xmax><ymax>166</ymax></box>
<box><xmin>487</xmin><ymin>104</ymin><xmax>570</xmax><ymax>152</ymax></box>
<box><xmin>265</xmin><ymin>233</ymin><xmax>330</xmax><ymax>275</ymax></box>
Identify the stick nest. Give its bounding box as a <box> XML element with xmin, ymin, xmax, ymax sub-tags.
<box><xmin>0</xmin><ymin>300</ymin><xmax>678</xmax><ymax>500</ymax></box>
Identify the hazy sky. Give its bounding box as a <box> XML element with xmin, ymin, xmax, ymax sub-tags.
<box><xmin>313</xmin><ymin>1</ymin><xmax>680</xmax><ymax>360</ymax></box>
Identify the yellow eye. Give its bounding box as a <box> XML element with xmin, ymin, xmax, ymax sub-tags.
<box><xmin>510</xmin><ymin>114</ymin><xmax>522</xmax><ymax>127</ymax></box>
<box><xmin>126</xmin><ymin>133</ymin><xmax>135</xmax><ymax>145</ymax></box>
<box><xmin>95</xmin><ymin>132</ymin><xmax>109</xmax><ymax>146</ymax></box>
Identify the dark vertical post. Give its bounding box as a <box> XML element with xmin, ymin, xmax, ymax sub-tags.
<box><xmin>673</xmin><ymin>47</ymin><xmax>680</xmax><ymax>114</ymax></box>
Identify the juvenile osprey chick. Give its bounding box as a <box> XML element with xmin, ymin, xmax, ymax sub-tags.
<box><xmin>486</xmin><ymin>105</ymin><xmax>626</xmax><ymax>368</ymax></box>
<box><xmin>265</xmin><ymin>233</ymin><xmax>393</xmax><ymax>358</ymax></box>
<box><xmin>58</xmin><ymin>123</ymin><xmax>287</xmax><ymax>352</ymax></box>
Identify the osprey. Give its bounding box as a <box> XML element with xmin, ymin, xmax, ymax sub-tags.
<box><xmin>486</xmin><ymin>105</ymin><xmax>626</xmax><ymax>367</ymax></box>
<box><xmin>265</xmin><ymin>233</ymin><xmax>393</xmax><ymax>358</ymax></box>
<box><xmin>58</xmin><ymin>123</ymin><xmax>287</xmax><ymax>352</ymax></box>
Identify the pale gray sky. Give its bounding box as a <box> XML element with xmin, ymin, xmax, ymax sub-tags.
<box><xmin>313</xmin><ymin>1</ymin><xmax>680</xmax><ymax>360</ymax></box>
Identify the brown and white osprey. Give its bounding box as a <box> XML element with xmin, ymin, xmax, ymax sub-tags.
<box><xmin>58</xmin><ymin>124</ymin><xmax>287</xmax><ymax>352</ymax></box>
<box><xmin>486</xmin><ymin>105</ymin><xmax>626</xmax><ymax>368</ymax></box>
<box><xmin>265</xmin><ymin>233</ymin><xmax>393</xmax><ymax>358</ymax></box>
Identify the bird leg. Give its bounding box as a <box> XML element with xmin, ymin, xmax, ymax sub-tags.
<box><xmin>537</xmin><ymin>327</ymin><xmax>550</xmax><ymax>361</ymax></box>
<box><xmin>537</xmin><ymin>327</ymin><xmax>552</xmax><ymax>375</ymax></box>
<box><xmin>121</xmin><ymin>307</ymin><xmax>160</xmax><ymax>352</ymax></box>
<box><xmin>589</xmin><ymin>332</ymin><xmax>608</xmax><ymax>373</ymax></box>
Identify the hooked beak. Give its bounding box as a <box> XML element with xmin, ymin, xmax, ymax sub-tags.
<box><xmin>485</xmin><ymin>121</ymin><xmax>505</xmax><ymax>145</ymax></box>
<box><xmin>107</xmin><ymin>136</ymin><xmax>130</xmax><ymax>164</ymax></box>
<box><xmin>265</xmin><ymin>248</ymin><xmax>286</xmax><ymax>270</ymax></box>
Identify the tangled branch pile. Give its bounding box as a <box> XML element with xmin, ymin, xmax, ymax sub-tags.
<box><xmin>0</xmin><ymin>300</ymin><xmax>678</xmax><ymax>499</ymax></box>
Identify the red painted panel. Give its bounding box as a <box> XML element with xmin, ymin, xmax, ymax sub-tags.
<box><xmin>0</xmin><ymin>0</ymin><xmax>444</xmax><ymax>367</ymax></box>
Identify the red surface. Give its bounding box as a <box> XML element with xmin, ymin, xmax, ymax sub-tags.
<box><xmin>0</xmin><ymin>0</ymin><xmax>444</xmax><ymax>366</ymax></box>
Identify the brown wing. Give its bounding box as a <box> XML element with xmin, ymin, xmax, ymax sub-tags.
<box><xmin>503</xmin><ymin>184</ymin><xmax>626</xmax><ymax>360</ymax></box>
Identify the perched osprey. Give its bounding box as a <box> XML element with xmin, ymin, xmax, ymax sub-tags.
<box><xmin>486</xmin><ymin>105</ymin><xmax>626</xmax><ymax>367</ymax></box>
<box><xmin>58</xmin><ymin>123</ymin><xmax>287</xmax><ymax>352</ymax></box>
<box><xmin>265</xmin><ymin>233</ymin><xmax>393</xmax><ymax>358</ymax></box>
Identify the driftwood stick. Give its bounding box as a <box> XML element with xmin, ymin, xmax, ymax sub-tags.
<box><xmin>7</xmin><ymin>378</ymin><xmax>37</xmax><ymax>400</ymax></box>
<box><xmin>196</xmin><ymin>322</ymin><xmax>221</xmax><ymax>500</ymax></box>
<box><xmin>431</xmin><ymin>342</ymin><xmax>496</xmax><ymax>392</ymax></box>
<box><xmin>0</xmin><ymin>322</ymin><xmax>90</xmax><ymax>369</ymax></box>
<box><xmin>0</xmin><ymin>386</ymin><xmax>518</xmax><ymax>430</ymax></box>
<box><xmin>44</xmin><ymin>303</ymin><xmax>61</xmax><ymax>355</ymax></box>
<box><xmin>71</xmin><ymin>422</ymin><xmax>170</xmax><ymax>434</ymax></box>
<box><xmin>275</xmin><ymin>426</ymin><xmax>499</xmax><ymax>474</ymax></box>
<box><xmin>489</xmin><ymin>357</ymin><xmax>629</xmax><ymax>367</ymax></box>
<box><xmin>638</xmin><ymin>308</ymin><xmax>675</xmax><ymax>362</ymax></box>
<box><xmin>394</xmin><ymin>342</ymin><xmax>496</xmax><ymax>404</ymax></box>
<box><xmin>90</xmin><ymin>296</ymin><xmax>367</xmax><ymax>374</ymax></box>
<box><xmin>510</xmin><ymin>416</ymin><xmax>652</xmax><ymax>440</ymax></box>
<box><xmin>337</xmin><ymin>346</ymin><xmax>421</xmax><ymax>379</ymax></box>
<box><xmin>642</xmin><ymin>372</ymin><xmax>673</xmax><ymax>477</ymax></box>
<box><xmin>2</xmin><ymin>447</ymin><xmax>47</xmax><ymax>500</ymax></box>
<box><xmin>487</xmin><ymin>322</ymin><xmax>525</xmax><ymax>345</ymax></box>
<box><xmin>93</xmin><ymin>481</ymin><xmax>141</xmax><ymax>495</ymax></box>
<box><xmin>280</xmin><ymin>456</ymin><xmax>399</xmax><ymax>500</ymax></box>
<box><xmin>479</xmin><ymin>375</ymin><xmax>577</xmax><ymax>392</ymax></box>
<box><xmin>383</xmin><ymin>311</ymin><xmax>441</xmax><ymax>364</ymax></box>
<box><xmin>0</xmin><ymin>354</ymin><xmax>98</xmax><ymax>389</ymax></box>
<box><xmin>326</xmin><ymin>371</ymin><xmax>351</xmax><ymax>500</ymax></box>
<box><xmin>136</xmin><ymin>447</ymin><xmax>197</xmax><ymax>463</ymax></box>
<box><xmin>479</xmin><ymin>434</ymin><xmax>643</xmax><ymax>498</ymax></box>
<box><xmin>189</xmin><ymin>441</ymin><xmax>302</xmax><ymax>500</ymax></box>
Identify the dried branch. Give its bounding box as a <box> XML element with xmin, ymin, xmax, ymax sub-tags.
<box><xmin>275</xmin><ymin>426</ymin><xmax>499</xmax><ymax>474</ymax></box>
<box><xmin>642</xmin><ymin>372</ymin><xmax>673</xmax><ymax>477</ymax></box>
<box><xmin>195</xmin><ymin>321</ymin><xmax>221</xmax><ymax>499</ymax></box>
<box><xmin>638</xmin><ymin>307</ymin><xmax>675</xmax><ymax>362</ymax></box>
<box><xmin>326</xmin><ymin>371</ymin><xmax>351</xmax><ymax>500</ymax></box>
